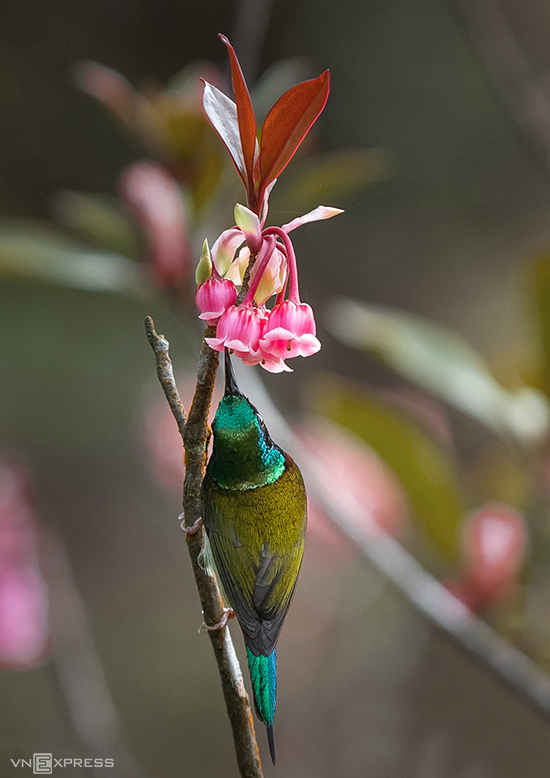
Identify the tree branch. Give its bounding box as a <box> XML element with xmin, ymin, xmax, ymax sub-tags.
<box><xmin>144</xmin><ymin>316</ymin><xmax>263</xmax><ymax>778</ymax></box>
<box><xmin>44</xmin><ymin>530</ymin><xmax>146</xmax><ymax>778</ymax></box>
<box><xmin>234</xmin><ymin>365</ymin><xmax>550</xmax><ymax>723</ymax></box>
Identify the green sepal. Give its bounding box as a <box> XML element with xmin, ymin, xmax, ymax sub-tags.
<box><xmin>195</xmin><ymin>238</ymin><xmax>212</xmax><ymax>285</ymax></box>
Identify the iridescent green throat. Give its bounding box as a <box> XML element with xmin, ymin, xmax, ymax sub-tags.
<box><xmin>209</xmin><ymin>396</ymin><xmax>285</xmax><ymax>490</ymax></box>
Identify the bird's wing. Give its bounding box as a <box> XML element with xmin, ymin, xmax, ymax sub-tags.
<box><xmin>250</xmin><ymin>537</ymin><xmax>305</xmax><ymax>655</ymax></box>
<box><xmin>202</xmin><ymin>471</ymin><xmax>306</xmax><ymax>655</ymax></box>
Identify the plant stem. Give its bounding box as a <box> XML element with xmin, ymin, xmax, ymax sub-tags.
<box><xmin>145</xmin><ymin>316</ymin><xmax>263</xmax><ymax>778</ymax></box>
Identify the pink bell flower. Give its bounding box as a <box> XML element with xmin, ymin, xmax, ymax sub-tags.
<box><xmin>195</xmin><ymin>276</ymin><xmax>237</xmax><ymax>325</ymax></box>
<box><xmin>240</xmin><ymin>349</ymin><xmax>293</xmax><ymax>373</ymax></box>
<box><xmin>260</xmin><ymin>300</ymin><xmax>321</xmax><ymax>359</ymax></box>
<box><xmin>205</xmin><ymin>304</ymin><xmax>266</xmax><ymax>356</ymax></box>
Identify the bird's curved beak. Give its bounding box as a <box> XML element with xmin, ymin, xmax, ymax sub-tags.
<box><xmin>224</xmin><ymin>349</ymin><xmax>243</xmax><ymax>397</ymax></box>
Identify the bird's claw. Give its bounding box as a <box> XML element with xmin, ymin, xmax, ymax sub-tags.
<box><xmin>179</xmin><ymin>514</ymin><xmax>203</xmax><ymax>540</ymax></box>
<box><xmin>199</xmin><ymin>607</ymin><xmax>235</xmax><ymax>633</ymax></box>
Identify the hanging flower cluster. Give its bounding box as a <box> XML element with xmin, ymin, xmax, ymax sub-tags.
<box><xmin>194</xmin><ymin>34</ymin><xmax>342</xmax><ymax>372</ymax></box>
<box><xmin>196</xmin><ymin>202</ymin><xmax>341</xmax><ymax>371</ymax></box>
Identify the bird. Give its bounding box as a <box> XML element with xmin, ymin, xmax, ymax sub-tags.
<box><xmin>201</xmin><ymin>349</ymin><xmax>307</xmax><ymax>765</ymax></box>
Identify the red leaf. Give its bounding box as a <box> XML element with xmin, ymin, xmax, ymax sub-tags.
<box><xmin>218</xmin><ymin>34</ymin><xmax>257</xmax><ymax>199</ymax></box>
<box><xmin>201</xmin><ymin>80</ymin><xmax>247</xmax><ymax>185</ymax></box>
<box><xmin>259</xmin><ymin>71</ymin><xmax>330</xmax><ymax>200</ymax></box>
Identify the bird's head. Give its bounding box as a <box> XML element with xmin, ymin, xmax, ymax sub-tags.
<box><xmin>208</xmin><ymin>351</ymin><xmax>284</xmax><ymax>489</ymax></box>
<box><xmin>213</xmin><ymin>350</ymin><xmax>271</xmax><ymax>445</ymax></box>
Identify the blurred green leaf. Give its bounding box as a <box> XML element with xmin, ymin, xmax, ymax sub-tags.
<box><xmin>273</xmin><ymin>148</ymin><xmax>393</xmax><ymax>212</ymax></box>
<box><xmin>328</xmin><ymin>298</ymin><xmax>550</xmax><ymax>446</ymax></box>
<box><xmin>469</xmin><ymin>442</ymin><xmax>531</xmax><ymax>509</ymax></box>
<box><xmin>308</xmin><ymin>373</ymin><xmax>464</xmax><ymax>557</ymax></box>
<box><xmin>165</xmin><ymin>60</ymin><xmax>216</xmax><ymax>96</ymax></box>
<box><xmin>532</xmin><ymin>255</ymin><xmax>550</xmax><ymax>397</ymax></box>
<box><xmin>252</xmin><ymin>58</ymin><xmax>312</xmax><ymax>124</ymax></box>
<box><xmin>52</xmin><ymin>191</ymin><xmax>141</xmax><ymax>258</ymax></box>
<box><xmin>0</xmin><ymin>220</ymin><xmax>149</xmax><ymax>296</ymax></box>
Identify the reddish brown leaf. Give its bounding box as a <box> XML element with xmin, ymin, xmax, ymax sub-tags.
<box><xmin>218</xmin><ymin>34</ymin><xmax>257</xmax><ymax>198</ymax></box>
<box><xmin>259</xmin><ymin>71</ymin><xmax>330</xmax><ymax>200</ymax></box>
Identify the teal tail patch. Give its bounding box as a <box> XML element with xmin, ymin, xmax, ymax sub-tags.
<box><xmin>246</xmin><ymin>647</ymin><xmax>277</xmax><ymax>765</ymax></box>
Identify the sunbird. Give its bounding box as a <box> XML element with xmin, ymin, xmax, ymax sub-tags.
<box><xmin>201</xmin><ymin>349</ymin><xmax>307</xmax><ymax>765</ymax></box>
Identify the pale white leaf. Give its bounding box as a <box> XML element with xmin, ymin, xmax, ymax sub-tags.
<box><xmin>201</xmin><ymin>81</ymin><xmax>246</xmax><ymax>183</ymax></box>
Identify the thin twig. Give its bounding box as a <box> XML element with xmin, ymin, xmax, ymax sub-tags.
<box><xmin>44</xmin><ymin>529</ymin><xmax>146</xmax><ymax>778</ymax></box>
<box><xmin>145</xmin><ymin>317</ymin><xmax>187</xmax><ymax>433</ymax></box>
<box><xmin>453</xmin><ymin>0</ymin><xmax>550</xmax><ymax>174</ymax></box>
<box><xmin>235</xmin><ymin>365</ymin><xmax>550</xmax><ymax>723</ymax></box>
<box><xmin>144</xmin><ymin>317</ymin><xmax>263</xmax><ymax>778</ymax></box>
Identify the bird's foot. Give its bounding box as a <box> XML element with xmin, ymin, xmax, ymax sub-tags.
<box><xmin>179</xmin><ymin>514</ymin><xmax>203</xmax><ymax>541</ymax></box>
<box><xmin>199</xmin><ymin>608</ymin><xmax>235</xmax><ymax>632</ymax></box>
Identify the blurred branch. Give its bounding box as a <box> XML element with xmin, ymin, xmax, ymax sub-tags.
<box><xmin>233</xmin><ymin>0</ymin><xmax>275</xmax><ymax>84</ymax></box>
<box><xmin>236</xmin><ymin>367</ymin><xmax>550</xmax><ymax>723</ymax></box>
<box><xmin>44</xmin><ymin>530</ymin><xmax>146</xmax><ymax>778</ymax></box>
<box><xmin>454</xmin><ymin>0</ymin><xmax>550</xmax><ymax>174</ymax></box>
<box><xmin>144</xmin><ymin>317</ymin><xmax>264</xmax><ymax>778</ymax></box>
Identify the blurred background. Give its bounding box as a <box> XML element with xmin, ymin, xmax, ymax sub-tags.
<box><xmin>3</xmin><ymin>0</ymin><xmax>550</xmax><ymax>776</ymax></box>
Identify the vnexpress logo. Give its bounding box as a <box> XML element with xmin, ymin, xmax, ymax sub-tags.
<box><xmin>33</xmin><ymin>754</ymin><xmax>52</xmax><ymax>774</ymax></box>
<box><xmin>10</xmin><ymin>754</ymin><xmax>114</xmax><ymax>771</ymax></box>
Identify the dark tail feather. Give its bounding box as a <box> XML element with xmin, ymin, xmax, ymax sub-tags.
<box><xmin>266</xmin><ymin>724</ymin><xmax>276</xmax><ymax>765</ymax></box>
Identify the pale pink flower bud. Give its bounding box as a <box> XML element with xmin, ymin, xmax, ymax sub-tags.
<box><xmin>205</xmin><ymin>304</ymin><xmax>265</xmax><ymax>355</ymax></box>
<box><xmin>195</xmin><ymin>277</ymin><xmax>237</xmax><ymax>325</ymax></box>
<box><xmin>260</xmin><ymin>300</ymin><xmax>321</xmax><ymax>359</ymax></box>
<box><xmin>234</xmin><ymin>203</ymin><xmax>262</xmax><ymax>253</ymax></box>
<box><xmin>211</xmin><ymin>228</ymin><xmax>249</xmax><ymax>278</ymax></box>
<box><xmin>249</xmin><ymin>246</ymin><xmax>287</xmax><ymax>306</ymax></box>
<box><xmin>225</xmin><ymin>249</ymin><xmax>251</xmax><ymax>287</ymax></box>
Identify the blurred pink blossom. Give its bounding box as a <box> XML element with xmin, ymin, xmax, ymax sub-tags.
<box><xmin>0</xmin><ymin>462</ymin><xmax>49</xmax><ymax>670</ymax></box>
<box><xmin>299</xmin><ymin>418</ymin><xmax>410</xmax><ymax>547</ymax></box>
<box><xmin>463</xmin><ymin>504</ymin><xmax>528</xmax><ymax>606</ymax></box>
<box><xmin>118</xmin><ymin>161</ymin><xmax>192</xmax><ymax>289</ymax></box>
<box><xmin>445</xmin><ymin>503</ymin><xmax>528</xmax><ymax>612</ymax></box>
